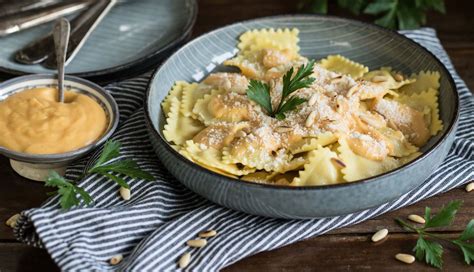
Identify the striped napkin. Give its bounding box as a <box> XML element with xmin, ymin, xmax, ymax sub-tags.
<box><xmin>15</xmin><ymin>28</ymin><xmax>473</xmax><ymax>271</ymax></box>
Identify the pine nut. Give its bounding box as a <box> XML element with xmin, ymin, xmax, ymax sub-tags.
<box><xmin>275</xmin><ymin>126</ymin><xmax>293</xmax><ymax>133</ymax></box>
<box><xmin>331</xmin><ymin>158</ymin><xmax>346</xmax><ymax>168</ymax></box>
<box><xmin>331</xmin><ymin>76</ymin><xmax>343</xmax><ymax>83</ymax></box>
<box><xmin>236</xmin><ymin>130</ymin><xmax>247</xmax><ymax>138</ymax></box>
<box><xmin>178</xmin><ymin>252</ymin><xmax>191</xmax><ymax>269</ymax></box>
<box><xmin>465</xmin><ymin>182</ymin><xmax>474</xmax><ymax>192</ymax></box>
<box><xmin>308</xmin><ymin>94</ymin><xmax>318</xmax><ymax>106</ymax></box>
<box><xmin>305</xmin><ymin>111</ymin><xmax>317</xmax><ymax>128</ymax></box>
<box><xmin>120</xmin><ymin>187</ymin><xmax>131</xmax><ymax>201</ymax></box>
<box><xmin>408</xmin><ymin>214</ymin><xmax>425</xmax><ymax>224</ymax></box>
<box><xmin>186</xmin><ymin>239</ymin><xmax>207</xmax><ymax>248</ymax></box>
<box><xmin>394</xmin><ymin>73</ymin><xmax>404</xmax><ymax>82</ymax></box>
<box><xmin>5</xmin><ymin>213</ymin><xmax>20</xmax><ymax>228</ymax></box>
<box><xmin>371</xmin><ymin>75</ymin><xmax>388</xmax><ymax>83</ymax></box>
<box><xmin>395</xmin><ymin>253</ymin><xmax>415</xmax><ymax>264</ymax></box>
<box><xmin>199</xmin><ymin>229</ymin><xmax>217</xmax><ymax>238</ymax></box>
<box><xmin>371</xmin><ymin>228</ymin><xmax>388</xmax><ymax>242</ymax></box>
<box><xmin>110</xmin><ymin>254</ymin><xmax>123</xmax><ymax>265</ymax></box>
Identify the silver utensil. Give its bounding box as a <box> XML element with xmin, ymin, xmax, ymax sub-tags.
<box><xmin>0</xmin><ymin>0</ymin><xmax>63</xmax><ymax>17</ymax></box>
<box><xmin>53</xmin><ymin>18</ymin><xmax>70</xmax><ymax>103</ymax></box>
<box><xmin>0</xmin><ymin>0</ymin><xmax>91</xmax><ymax>37</ymax></box>
<box><xmin>43</xmin><ymin>0</ymin><xmax>117</xmax><ymax>68</ymax></box>
<box><xmin>15</xmin><ymin>0</ymin><xmax>116</xmax><ymax>65</ymax></box>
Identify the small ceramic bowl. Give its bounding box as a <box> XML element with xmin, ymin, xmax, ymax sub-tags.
<box><xmin>0</xmin><ymin>74</ymin><xmax>119</xmax><ymax>181</ymax></box>
<box><xmin>145</xmin><ymin>15</ymin><xmax>459</xmax><ymax>219</ymax></box>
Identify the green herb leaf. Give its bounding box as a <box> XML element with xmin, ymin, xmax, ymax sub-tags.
<box><xmin>364</xmin><ymin>0</ymin><xmax>396</xmax><ymax>14</ymax></box>
<box><xmin>275</xmin><ymin>96</ymin><xmax>307</xmax><ymax>120</ymax></box>
<box><xmin>453</xmin><ymin>241</ymin><xmax>474</xmax><ymax>265</ymax></box>
<box><xmin>424</xmin><ymin>200</ymin><xmax>462</xmax><ymax>229</ymax></box>
<box><xmin>91</xmin><ymin>159</ymin><xmax>154</xmax><ymax>181</ymax></box>
<box><xmin>458</xmin><ymin>220</ymin><xmax>474</xmax><ymax>241</ymax></box>
<box><xmin>281</xmin><ymin>60</ymin><xmax>316</xmax><ymax>99</ymax></box>
<box><xmin>44</xmin><ymin>140</ymin><xmax>154</xmax><ymax>209</ymax></box>
<box><xmin>94</xmin><ymin>140</ymin><xmax>121</xmax><ymax>167</ymax></box>
<box><xmin>414</xmin><ymin>235</ymin><xmax>444</xmax><ymax>269</ymax></box>
<box><xmin>300</xmin><ymin>0</ymin><xmax>445</xmax><ymax>30</ymax></box>
<box><xmin>298</xmin><ymin>0</ymin><xmax>328</xmax><ymax>13</ymax></box>
<box><xmin>97</xmin><ymin>171</ymin><xmax>130</xmax><ymax>189</ymax></box>
<box><xmin>245</xmin><ymin>60</ymin><xmax>314</xmax><ymax>120</ymax></box>
<box><xmin>246</xmin><ymin>80</ymin><xmax>273</xmax><ymax>114</ymax></box>
<box><xmin>45</xmin><ymin>171</ymin><xmax>93</xmax><ymax>209</ymax></box>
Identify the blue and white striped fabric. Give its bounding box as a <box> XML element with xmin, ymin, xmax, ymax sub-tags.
<box><xmin>15</xmin><ymin>28</ymin><xmax>474</xmax><ymax>271</ymax></box>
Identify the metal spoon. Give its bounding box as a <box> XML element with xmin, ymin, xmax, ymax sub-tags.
<box><xmin>53</xmin><ymin>18</ymin><xmax>70</xmax><ymax>103</ymax></box>
<box><xmin>16</xmin><ymin>0</ymin><xmax>116</xmax><ymax>66</ymax></box>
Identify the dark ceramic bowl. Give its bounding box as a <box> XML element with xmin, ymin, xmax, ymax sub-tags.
<box><xmin>0</xmin><ymin>74</ymin><xmax>119</xmax><ymax>168</ymax></box>
<box><xmin>145</xmin><ymin>15</ymin><xmax>459</xmax><ymax>219</ymax></box>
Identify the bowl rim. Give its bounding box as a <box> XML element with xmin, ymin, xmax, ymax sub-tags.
<box><xmin>144</xmin><ymin>14</ymin><xmax>460</xmax><ymax>191</ymax></box>
<box><xmin>0</xmin><ymin>73</ymin><xmax>120</xmax><ymax>161</ymax></box>
<box><xmin>0</xmin><ymin>0</ymin><xmax>198</xmax><ymax>84</ymax></box>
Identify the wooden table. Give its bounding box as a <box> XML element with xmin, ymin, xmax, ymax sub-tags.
<box><xmin>1</xmin><ymin>0</ymin><xmax>473</xmax><ymax>271</ymax></box>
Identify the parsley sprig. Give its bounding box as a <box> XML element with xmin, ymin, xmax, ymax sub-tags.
<box><xmin>396</xmin><ymin>200</ymin><xmax>474</xmax><ymax>269</ymax></box>
<box><xmin>298</xmin><ymin>0</ymin><xmax>446</xmax><ymax>30</ymax></box>
<box><xmin>45</xmin><ymin>140</ymin><xmax>154</xmax><ymax>209</ymax></box>
<box><xmin>246</xmin><ymin>60</ymin><xmax>315</xmax><ymax>120</ymax></box>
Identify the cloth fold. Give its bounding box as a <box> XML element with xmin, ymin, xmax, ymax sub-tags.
<box><xmin>14</xmin><ymin>28</ymin><xmax>474</xmax><ymax>271</ymax></box>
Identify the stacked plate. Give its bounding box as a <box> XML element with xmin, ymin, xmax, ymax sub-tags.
<box><xmin>0</xmin><ymin>0</ymin><xmax>197</xmax><ymax>83</ymax></box>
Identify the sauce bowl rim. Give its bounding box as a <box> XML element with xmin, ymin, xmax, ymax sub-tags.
<box><xmin>0</xmin><ymin>74</ymin><xmax>119</xmax><ymax>162</ymax></box>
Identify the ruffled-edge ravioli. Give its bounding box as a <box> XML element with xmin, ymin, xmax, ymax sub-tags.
<box><xmin>180</xmin><ymin>83</ymin><xmax>210</xmax><ymax>118</ymax></box>
<box><xmin>162</xmin><ymin>81</ymin><xmax>187</xmax><ymax>117</ymax></box>
<box><xmin>224</xmin><ymin>28</ymin><xmax>300</xmax><ymax>79</ymax></box>
<box><xmin>238</xmin><ymin>28</ymin><xmax>300</xmax><ymax>56</ymax></box>
<box><xmin>377</xmin><ymin>127</ymin><xmax>419</xmax><ymax>157</ymax></box>
<box><xmin>289</xmin><ymin>132</ymin><xmax>338</xmax><ymax>154</ymax></box>
<box><xmin>179</xmin><ymin>147</ymin><xmax>238</xmax><ymax>178</ymax></box>
<box><xmin>184</xmin><ymin>140</ymin><xmax>255</xmax><ymax>176</ymax></box>
<box><xmin>319</xmin><ymin>55</ymin><xmax>369</xmax><ymax>79</ymax></box>
<box><xmin>395</xmin><ymin>88</ymin><xmax>443</xmax><ymax>135</ymax></box>
<box><xmin>362</xmin><ymin>67</ymin><xmax>415</xmax><ymax>90</ymax></box>
<box><xmin>192</xmin><ymin>89</ymin><xmax>224</xmax><ymax>125</ymax></box>
<box><xmin>222</xmin><ymin>146</ymin><xmax>294</xmax><ymax>173</ymax></box>
<box><xmin>292</xmin><ymin>146</ymin><xmax>343</xmax><ymax>186</ymax></box>
<box><xmin>338</xmin><ymin>138</ymin><xmax>400</xmax><ymax>182</ymax></box>
<box><xmin>163</xmin><ymin>97</ymin><xmax>205</xmax><ymax>146</ymax></box>
<box><xmin>241</xmin><ymin>171</ymin><xmax>278</xmax><ymax>183</ymax></box>
<box><xmin>400</xmin><ymin>71</ymin><xmax>440</xmax><ymax>95</ymax></box>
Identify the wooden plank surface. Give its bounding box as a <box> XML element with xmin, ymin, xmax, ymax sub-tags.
<box><xmin>0</xmin><ymin>0</ymin><xmax>473</xmax><ymax>271</ymax></box>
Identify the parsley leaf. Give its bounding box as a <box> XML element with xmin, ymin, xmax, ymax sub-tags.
<box><xmin>396</xmin><ymin>200</ymin><xmax>474</xmax><ymax>268</ymax></box>
<box><xmin>246</xmin><ymin>80</ymin><xmax>273</xmax><ymax>114</ymax></box>
<box><xmin>453</xmin><ymin>220</ymin><xmax>474</xmax><ymax>265</ymax></box>
<box><xmin>453</xmin><ymin>241</ymin><xmax>474</xmax><ymax>265</ymax></box>
<box><xmin>299</xmin><ymin>0</ymin><xmax>446</xmax><ymax>30</ymax></box>
<box><xmin>90</xmin><ymin>159</ymin><xmax>155</xmax><ymax>183</ymax></box>
<box><xmin>298</xmin><ymin>0</ymin><xmax>328</xmax><ymax>13</ymax></box>
<box><xmin>246</xmin><ymin>60</ymin><xmax>314</xmax><ymax>120</ymax></box>
<box><xmin>424</xmin><ymin>200</ymin><xmax>462</xmax><ymax>229</ymax></box>
<box><xmin>281</xmin><ymin>60</ymin><xmax>316</xmax><ymax>99</ymax></box>
<box><xmin>275</xmin><ymin>96</ymin><xmax>307</xmax><ymax>120</ymax></box>
<box><xmin>414</xmin><ymin>235</ymin><xmax>444</xmax><ymax>269</ymax></box>
<box><xmin>45</xmin><ymin>171</ymin><xmax>93</xmax><ymax>209</ymax></box>
<box><xmin>93</xmin><ymin>140</ymin><xmax>121</xmax><ymax>167</ymax></box>
<box><xmin>458</xmin><ymin>220</ymin><xmax>474</xmax><ymax>241</ymax></box>
<box><xmin>44</xmin><ymin>140</ymin><xmax>154</xmax><ymax>209</ymax></box>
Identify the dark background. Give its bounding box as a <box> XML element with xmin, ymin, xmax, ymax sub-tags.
<box><xmin>1</xmin><ymin>0</ymin><xmax>473</xmax><ymax>271</ymax></box>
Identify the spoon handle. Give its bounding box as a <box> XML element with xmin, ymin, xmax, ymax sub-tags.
<box><xmin>53</xmin><ymin>18</ymin><xmax>71</xmax><ymax>103</ymax></box>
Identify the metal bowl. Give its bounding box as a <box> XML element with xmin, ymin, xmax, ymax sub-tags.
<box><xmin>0</xmin><ymin>74</ymin><xmax>119</xmax><ymax>181</ymax></box>
<box><xmin>145</xmin><ymin>15</ymin><xmax>459</xmax><ymax>219</ymax></box>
